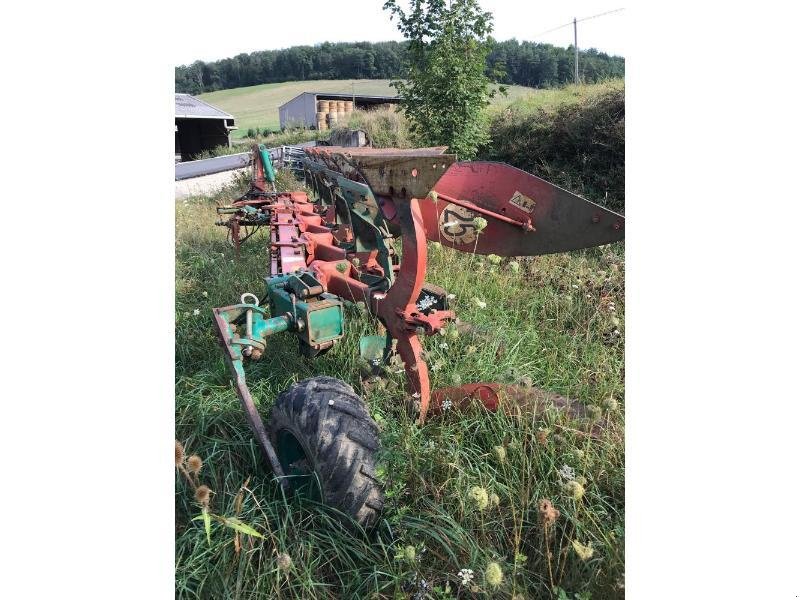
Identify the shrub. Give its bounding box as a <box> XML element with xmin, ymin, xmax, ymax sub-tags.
<box><xmin>383</xmin><ymin>0</ymin><xmax>499</xmax><ymax>159</ymax></box>
<box><xmin>343</xmin><ymin>108</ymin><xmax>410</xmax><ymax>148</ymax></box>
<box><xmin>481</xmin><ymin>86</ymin><xmax>625</xmax><ymax>212</ymax></box>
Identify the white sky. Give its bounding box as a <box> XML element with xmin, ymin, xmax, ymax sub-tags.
<box><xmin>173</xmin><ymin>1</ymin><xmax>625</xmax><ymax>66</ymax></box>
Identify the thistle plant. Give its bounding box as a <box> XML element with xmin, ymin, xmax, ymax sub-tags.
<box><xmin>538</xmin><ymin>498</ymin><xmax>560</xmax><ymax>588</ymax></box>
<box><xmin>175</xmin><ymin>440</ymin><xmax>264</xmax><ymax>546</ymax></box>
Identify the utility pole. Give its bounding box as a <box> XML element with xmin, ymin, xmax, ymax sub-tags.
<box><xmin>574</xmin><ymin>17</ymin><xmax>579</xmax><ymax>85</ymax></box>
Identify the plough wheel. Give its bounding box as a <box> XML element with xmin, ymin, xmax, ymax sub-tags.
<box><xmin>268</xmin><ymin>376</ymin><xmax>384</xmax><ymax>529</ymax></box>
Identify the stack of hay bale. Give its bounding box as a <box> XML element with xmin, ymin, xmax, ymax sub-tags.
<box><xmin>316</xmin><ymin>100</ymin><xmax>330</xmax><ymax>131</ymax></box>
<box><xmin>317</xmin><ymin>99</ymin><xmax>354</xmax><ymax>130</ymax></box>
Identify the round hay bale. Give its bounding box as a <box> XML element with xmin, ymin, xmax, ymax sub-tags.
<box><xmin>316</xmin><ymin>120</ymin><xmax>328</xmax><ymax>131</ymax></box>
<box><xmin>318</xmin><ymin>100</ymin><xmax>330</xmax><ymax>112</ymax></box>
<box><xmin>336</xmin><ymin>100</ymin><xmax>346</xmax><ymax>112</ymax></box>
<box><xmin>316</xmin><ymin>111</ymin><xmax>327</xmax><ymax>122</ymax></box>
<box><xmin>344</xmin><ymin>100</ymin><xmax>354</xmax><ymax>112</ymax></box>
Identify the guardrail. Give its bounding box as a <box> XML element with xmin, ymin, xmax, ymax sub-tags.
<box><xmin>175</xmin><ymin>153</ymin><xmax>251</xmax><ymax>181</ymax></box>
<box><xmin>175</xmin><ymin>141</ymin><xmax>319</xmax><ymax>181</ymax></box>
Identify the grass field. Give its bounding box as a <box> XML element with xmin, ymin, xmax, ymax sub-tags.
<box><xmin>175</xmin><ymin>160</ymin><xmax>625</xmax><ymax>597</ymax></box>
<box><xmin>198</xmin><ymin>79</ymin><xmax>547</xmax><ymax>138</ymax></box>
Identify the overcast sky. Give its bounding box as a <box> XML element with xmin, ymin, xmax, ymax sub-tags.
<box><xmin>173</xmin><ymin>1</ymin><xmax>625</xmax><ymax>66</ymax></box>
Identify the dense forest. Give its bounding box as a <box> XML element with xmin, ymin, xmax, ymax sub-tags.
<box><xmin>175</xmin><ymin>40</ymin><xmax>624</xmax><ymax>95</ymax></box>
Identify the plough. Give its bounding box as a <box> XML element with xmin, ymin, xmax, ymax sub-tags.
<box><xmin>211</xmin><ymin>143</ymin><xmax>624</xmax><ymax>527</ymax></box>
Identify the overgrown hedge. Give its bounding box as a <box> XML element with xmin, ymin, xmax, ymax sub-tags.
<box><xmin>342</xmin><ymin>108</ymin><xmax>411</xmax><ymax>149</ymax></box>
<box><xmin>481</xmin><ymin>87</ymin><xmax>625</xmax><ymax>212</ymax></box>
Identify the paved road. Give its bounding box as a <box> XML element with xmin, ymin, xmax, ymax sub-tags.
<box><xmin>175</xmin><ymin>168</ymin><xmax>248</xmax><ymax>200</ymax></box>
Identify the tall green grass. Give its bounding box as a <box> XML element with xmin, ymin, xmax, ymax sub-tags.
<box><xmin>340</xmin><ymin>108</ymin><xmax>412</xmax><ymax>149</ymax></box>
<box><xmin>176</xmin><ymin>166</ymin><xmax>625</xmax><ymax>597</ymax></box>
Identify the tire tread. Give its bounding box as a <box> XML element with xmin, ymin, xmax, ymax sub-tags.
<box><xmin>267</xmin><ymin>376</ymin><xmax>384</xmax><ymax>529</ymax></box>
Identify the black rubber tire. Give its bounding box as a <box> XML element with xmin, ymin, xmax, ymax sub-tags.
<box><xmin>267</xmin><ymin>376</ymin><xmax>384</xmax><ymax>529</ymax></box>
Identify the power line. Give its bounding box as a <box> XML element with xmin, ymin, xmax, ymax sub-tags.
<box><xmin>532</xmin><ymin>20</ymin><xmax>575</xmax><ymax>38</ymax></box>
<box><xmin>577</xmin><ymin>7</ymin><xmax>625</xmax><ymax>25</ymax></box>
<box><xmin>526</xmin><ymin>7</ymin><xmax>625</xmax><ymax>85</ymax></box>
<box><xmin>531</xmin><ymin>7</ymin><xmax>625</xmax><ymax>40</ymax></box>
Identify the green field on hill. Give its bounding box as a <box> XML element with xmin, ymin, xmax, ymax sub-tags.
<box><xmin>198</xmin><ymin>79</ymin><xmax>544</xmax><ymax>138</ymax></box>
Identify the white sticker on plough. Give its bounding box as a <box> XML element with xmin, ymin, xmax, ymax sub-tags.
<box><xmin>508</xmin><ymin>190</ymin><xmax>536</xmax><ymax>213</ymax></box>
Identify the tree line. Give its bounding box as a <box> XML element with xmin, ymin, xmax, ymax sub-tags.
<box><xmin>175</xmin><ymin>40</ymin><xmax>623</xmax><ymax>95</ymax></box>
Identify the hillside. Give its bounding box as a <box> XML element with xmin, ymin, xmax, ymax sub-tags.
<box><xmin>176</xmin><ymin>40</ymin><xmax>624</xmax><ymax>96</ymax></box>
<box><xmin>198</xmin><ymin>79</ymin><xmax>542</xmax><ymax>138</ymax></box>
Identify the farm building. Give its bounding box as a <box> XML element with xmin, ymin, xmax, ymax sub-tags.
<box><xmin>175</xmin><ymin>94</ymin><xmax>237</xmax><ymax>160</ymax></box>
<box><xmin>278</xmin><ymin>92</ymin><xmax>402</xmax><ymax>130</ymax></box>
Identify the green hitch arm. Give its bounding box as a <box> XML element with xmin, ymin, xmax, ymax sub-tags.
<box><xmin>211</xmin><ymin>297</ymin><xmax>293</xmax><ymax>492</ymax></box>
<box><xmin>258</xmin><ymin>144</ymin><xmax>276</xmax><ymax>187</ymax></box>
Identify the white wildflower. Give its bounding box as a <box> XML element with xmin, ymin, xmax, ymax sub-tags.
<box><xmin>472</xmin><ymin>298</ymin><xmax>487</xmax><ymax>309</ymax></box>
<box><xmin>416</xmin><ymin>295</ymin><xmax>437</xmax><ymax>311</ymax></box>
<box><xmin>202</xmin><ymin>291</ymin><xmax>208</xmax><ymax>298</ymax></box>
<box><xmin>446</xmin><ymin>293</ymin><xmax>456</xmax><ymax>300</ymax></box>
<box><xmin>442</xmin><ymin>399</ymin><xmax>453</xmax><ymax>411</ymax></box>
<box><xmin>439</xmin><ymin>342</ymin><xmax>448</xmax><ymax>349</ymax></box>
<box><xmin>558</xmin><ymin>464</ymin><xmax>576</xmax><ymax>481</ymax></box>
<box><xmin>193</xmin><ymin>308</ymin><xmax>200</xmax><ymax>316</ymax></box>
<box><xmin>458</xmin><ymin>568</ymin><xmax>474</xmax><ymax>585</ymax></box>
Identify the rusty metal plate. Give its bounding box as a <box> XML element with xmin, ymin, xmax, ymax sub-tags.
<box><xmin>308</xmin><ymin>147</ymin><xmax>457</xmax><ymax>200</ymax></box>
<box><xmin>314</xmin><ymin>146</ymin><xmax>450</xmax><ymax>156</ymax></box>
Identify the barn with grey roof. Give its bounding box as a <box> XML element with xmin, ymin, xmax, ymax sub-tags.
<box><xmin>175</xmin><ymin>94</ymin><xmax>237</xmax><ymax>160</ymax></box>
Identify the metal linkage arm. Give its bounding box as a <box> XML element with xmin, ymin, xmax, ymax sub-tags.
<box><xmin>212</xmin><ymin>297</ymin><xmax>291</xmax><ymax>491</ymax></box>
